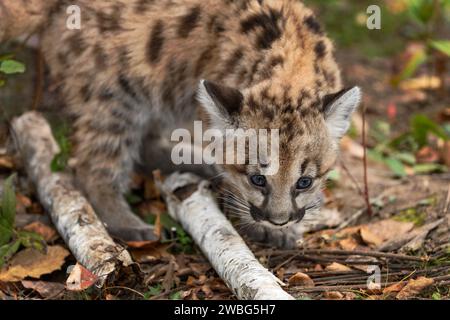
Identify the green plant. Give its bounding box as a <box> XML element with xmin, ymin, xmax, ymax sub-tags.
<box><xmin>0</xmin><ymin>54</ymin><xmax>26</xmax><ymax>87</ymax></box>
<box><xmin>368</xmin><ymin>115</ymin><xmax>449</xmax><ymax>177</ymax></box>
<box><xmin>50</xmin><ymin>124</ymin><xmax>72</xmax><ymax>172</ymax></box>
<box><xmin>393</xmin><ymin>0</ymin><xmax>450</xmax><ymax>85</ymax></box>
<box><xmin>0</xmin><ymin>175</ymin><xmax>45</xmax><ymax>268</ymax></box>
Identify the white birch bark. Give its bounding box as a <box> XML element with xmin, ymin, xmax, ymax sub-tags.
<box><xmin>158</xmin><ymin>172</ymin><xmax>294</xmax><ymax>300</ymax></box>
<box><xmin>11</xmin><ymin>112</ymin><xmax>133</xmax><ymax>286</ymax></box>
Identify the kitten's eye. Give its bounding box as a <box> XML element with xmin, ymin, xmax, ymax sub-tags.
<box><xmin>250</xmin><ymin>175</ymin><xmax>267</xmax><ymax>187</ymax></box>
<box><xmin>296</xmin><ymin>177</ymin><xmax>313</xmax><ymax>190</ymax></box>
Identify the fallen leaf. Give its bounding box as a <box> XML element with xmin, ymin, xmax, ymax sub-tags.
<box><xmin>66</xmin><ymin>263</ymin><xmax>99</xmax><ymax>291</ymax></box>
<box><xmin>383</xmin><ymin>281</ymin><xmax>407</xmax><ymax>295</ymax></box>
<box><xmin>325</xmin><ymin>262</ymin><xmax>352</xmax><ymax>272</ymax></box>
<box><xmin>399</xmin><ymin>76</ymin><xmax>441</xmax><ymax>91</ymax></box>
<box><xmin>0</xmin><ymin>245</ymin><xmax>69</xmax><ymax>282</ymax></box>
<box><xmin>130</xmin><ymin>243</ymin><xmax>172</xmax><ymax>263</ymax></box>
<box><xmin>360</xmin><ymin>226</ymin><xmax>383</xmax><ymax>247</ymax></box>
<box><xmin>0</xmin><ymin>156</ymin><xmax>14</xmax><ymax>169</ymax></box>
<box><xmin>341</xmin><ymin>136</ymin><xmax>364</xmax><ymax>159</ymax></box>
<box><xmin>288</xmin><ymin>272</ymin><xmax>314</xmax><ymax>287</ymax></box>
<box><xmin>339</xmin><ymin>237</ymin><xmax>359</xmax><ymax>250</ymax></box>
<box><xmin>323</xmin><ymin>291</ymin><xmax>343</xmax><ymax>300</ymax></box>
<box><xmin>21</xmin><ymin>280</ymin><xmax>65</xmax><ymax>298</ymax></box>
<box><xmin>126</xmin><ymin>240</ymin><xmax>160</xmax><ymax>249</ymax></box>
<box><xmin>416</xmin><ymin>146</ymin><xmax>440</xmax><ymax>163</ymax></box>
<box><xmin>396</xmin><ymin>277</ymin><xmax>434</xmax><ymax>300</ymax></box>
<box><xmin>23</xmin><ymin>221</ymin><xmax>58</xmax><ymax>242</ymax></box>
<box><xmin>364</xmin><ymin>219</ymin><xmax>414</xmax><ymax>244</ymax></box>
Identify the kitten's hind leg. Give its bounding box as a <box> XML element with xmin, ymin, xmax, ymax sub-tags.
<box><xmin>73</xmin><ymin>98</ymin><xmax>157</xmax><ymax>242</ymax></box>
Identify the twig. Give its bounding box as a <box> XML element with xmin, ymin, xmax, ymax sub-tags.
<box><xmin>301</xmin><ymin>249</ymin><xmax>427</xmax><ymax>262</ymax></box>
<box><xmin>104</xmin><ymin>286</ymin><xmax>145</xmax><ymax>299</ymax></box>
<box><xmin>361</xmin><ymin>104</ymin><xmax>373</xmax><ymax>217</ymax></box>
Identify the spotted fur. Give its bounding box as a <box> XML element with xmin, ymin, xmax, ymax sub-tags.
<box><xmin>11</xmin><ymin>0</ymin><xmax>361</xmax><ymax>246</ymax></box>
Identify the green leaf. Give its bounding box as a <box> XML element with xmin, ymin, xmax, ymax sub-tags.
<box><xmin>408</xmin><ymin>0</ymin><xmax>436</xmax><ymax>24</ymax></box>
<box><xmin>327</xmin><ymin>169</ymin><xmax>340</xmax><ymax>182</ymax></box>
<box><xmin>0</xmin><ymin>239</ymin><xmax>21</xmax><ymax>268</ymax></box>
<box><xmin>0</xmin><ymin>60</ymin><xmax>26</xmax><ymax>75</ymax></box>
<box><xmin>432</xmin><ymin>292</ymin><xmax>442</xmax><ymax>300</ymax></box>
<box><xmin>392</xmin><ymin>152</ymin><xmax>417</xmax><ymax>165</ymax></box>
<box><xmin>411</xmin><ymin>115</ymin><xmax>449</xmax><ymax>147</ymax></box>
<box><xmin>17</xmin><ymin>230</ymin><xmax>46</xmax><ymax>252</ymax></box>
<box><xmin>392</xmin><ymin>49</ymin><xmax>427</xmax><ymax>85</ymax></box>
<box><xmin>143</xmin><ymin>285</ymin><xmax>162</xmax><ymax>299</ymax></box>
<box><xmin>0</xmin><ymin>175</ymin><xmax>16</xmax><ymax>246</ymax></box>
<box><xmin>384</xmin><ymin>157</ymin><xmax>407</xmax><ymax>177</ymax></box>
<box><xmin>430</xmin><ymin>40</ymin><xmax>450</xmax><ymax>56</ymax></box>
<box><xmin>413</xmin><ymin>163</ymin><xmax>448</xmax><ymax>174</ymax></box>
<box><xmin>169</xmin><ymin>291</ymin><xmax>182</xmax><ymax>300</ymax></box>
<box><xmin>0</xmin><ymin>78</ymin><xmax>5</xmax><ymax>87</ymax></box>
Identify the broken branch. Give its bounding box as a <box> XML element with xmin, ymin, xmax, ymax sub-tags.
<box><xmin>11</xmin><ymin>112</ymin><xmax>133</xmax><ymax>286</ymax></box>
<box><xmin>157</xmin><ymin>172</ymin><xmax>294</xmax><ymax>300</ymax></box>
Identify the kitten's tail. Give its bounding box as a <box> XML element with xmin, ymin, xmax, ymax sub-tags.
<box><xmin>0</xmin><ymin>0</ymin><xmax>61</xmax><ymax>42</ymax></box>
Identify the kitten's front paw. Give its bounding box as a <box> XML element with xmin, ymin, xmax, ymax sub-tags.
<box><xmin>246</xmin><ymin>224</ymin><xmax>302</xmax><ymax>249</ymax></box>
<box><xmin>108</xmin><ymin>224</ymin><xmax>158</xmax><ymax>242</ymax></box>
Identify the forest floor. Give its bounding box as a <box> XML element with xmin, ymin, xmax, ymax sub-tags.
<box><xmin>0</xmin><ymin>0</ymin><xmax>449</xmax><ymax>299</ymax></box>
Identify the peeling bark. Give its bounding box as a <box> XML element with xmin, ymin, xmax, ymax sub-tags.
<box><xmin>11</xmin><ymin>112</ymin><xmax>133</xmax><ymax>286</ymax></box>
<box><xmin>157</xmin><ymin>172</ymin><xmax>294</xmax><ymax>300</ymax></box>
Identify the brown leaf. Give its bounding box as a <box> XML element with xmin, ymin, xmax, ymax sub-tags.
<box><xmin>323</xmin><ymin>291</ymin><xmax>344</xmax><ymax>300</ymax></box>
<box><xmin>130</xmin><ymin>243</ymin><xmax>172</xmax><ymax>263</ymax></box>
<box><xmin>339</xmin><ymin>237</ymin><xmax>359</xmax><ymax>250</ymax></box>
<box><xmin>21</xmin><ymin>280</ymin><xmax>65</xmax><ymax>298</ymax></box>
<box><xmin>360</xmin><ymin>226</ymin><xmax>383</xmax><ymax>247</ymax></box>
<box><xmin>396</xmin><ymin>277</ymin><xmax>434</xmax><ymax>300</ymax></box>
<box><xmin>383</xmin><ymin>281</ymin><xmax>407</xmax><ymax>295</ymax></box>
<box><xmin>0</xmin><ymin>246</ymin><xmax>69</xmax><ymax>282</ymax></box>
<box><xmin>341</xmin><ymin>136</ymin><xmax>364</xmax><ymax>159</ymax></box>
<box><xmin>288</xmin><ymin>272</ymin><xmax>315</xmax><ymax>287</ymax></box>
<box><xmin>416</xmin><ymin>146</ymin><xmax>440</xmax><ymax>164</ymax></box>
<box><xmin>363</xmin><ymin>219</ymin><xmax>414</xmax><ymax>244</ymax></box>
<box><xmin>23</xmin><ymin>221</ymin><xmax>58</xmax><ymax>242</ymax></box>
<box><xmin>16</xmin><ymin>194</ymin><xmax>32</xmax><ymax>208</ymax></box>
<box><xmin>0</xmin><ymin>155</ymin><xmax>14</xmax><ymax>169</ymax></box>
<box><xmin>66</xmin><ymin>263</ymin><xmax>99</xmax><ymax>291</ymax></box>
<box><xmin>325</xmin><ymin>262</ymin><xmax>352</xmax><ymax>272</ymax></box>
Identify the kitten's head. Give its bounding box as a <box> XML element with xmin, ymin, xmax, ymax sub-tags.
<box><xmin>198</xmin><ymin>80</ymin><xmax>361</xmax><ymax>233</ymax></box>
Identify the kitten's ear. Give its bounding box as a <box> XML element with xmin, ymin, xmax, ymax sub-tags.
<box><xmin>322</xmin><ymin>86</ymin><xmax>362</xmax><ymax>140</ymax></box>
<box><xmin>197</xmin><ymin>80</ymin><xmax>243</xmax><ymax>129</ymax></box>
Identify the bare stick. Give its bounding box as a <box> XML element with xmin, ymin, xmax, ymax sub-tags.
<box><xmin>11</xmin><ymin>112</ymin><xmax>133</xmax><ymax>286</ymax></box>
<box><xmin>157</xmin><ymin>172</ymin><xmax>294</xmax><ymax>300</ymax></box>
<box><xmin>361</xmin><ymin>104</ymin><xmax>373</xmax><ymax>217</ymax></box>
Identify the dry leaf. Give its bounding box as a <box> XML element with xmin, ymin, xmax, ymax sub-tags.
<box><xmin>364</xmin><ymin>219</ymin><xmax>414</xmax><ymax>244</ymax></box>
<box><xmin>288</xmin><ymin>272</ymin><xmax>314</xmax><ymax>287</ymax></box>
<box><xmin>323</xmin><ymin>291</ymin><xmax>344</xmax><ymax>300</ymax></box>
<box><xmin>383</xmin><ymin>281</ymin><xmax>406</xmax><ymax>295</ymax></box>
<box><xmin>360</xmin><ymin>226</ymin><xmax>383</xmax><ymax>247</ymax></box>
<box><xmin>0</xmin><ymin>155</ymin><xmax>14</xmax><ymax>169</ymax></box>
<box><xmin>66</xmin><ymin>263</ymin><xmax>99</xmax><ymax>291</ymax></box>
<box><xmin>396</xmin><ymin>277</ymin><xmax>434</xmax><ymax>300</ymax></box>
<box><xmin>399</xmin><ymin>76</ymin><xmax>441</xmax><ymax>91</ymax></box>
<box><xmin>325</xmin><ymin>262</ymin><xmax>352</xmax><ymax>272</ymax></box>
<box><xmin>341</xmin><ymin>136</ymin><xmax>364</xmax><ymax>159</ymax></box>
<box><xmin>23</xmin><ymin>221</ymin><xmax>58</xmax><ymax>242</ymax></box>
<box><xmin>130</xmin><ymin>243</ymin><xmax>172</xmax><ymax>263</ymax></box>
<box><xmin>21</xmin><ymin>280</ymin><xmax>65</xmax><ymax>298</ymax></box>
<box><xmin>416</xmin><ymin>146</ymin><xmax>440</xmax><ymax>164</ymax></box>
<box><xmin>339</xmin><ymin>237</ymin><xmax>359</xmax><ymax>250</ymax></box>
<box><xmin>0</xmin><ymin>246</ymin><xmax>69</xmax><ymax>282</ymax></box>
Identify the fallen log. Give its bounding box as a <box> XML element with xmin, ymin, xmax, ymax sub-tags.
<box><xmin>11</xmin><ymin>111</ymin><xmax>133</xmax><ymax>286</ymax></box>
<box><xmin>157</xmin><ymin>172</ymin><xmax>294</xmax><ymax>300</ymax></box>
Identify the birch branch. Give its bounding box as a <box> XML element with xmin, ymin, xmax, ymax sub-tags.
<box><xmin>11</xmin><ymin>111</ymin><xmax>133</xmax><ymax>286</ymax></box>
<box><xmin>157</xmin><ymin>172</ymin><xmax>294</xmax><ymax>300</ymax></box>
